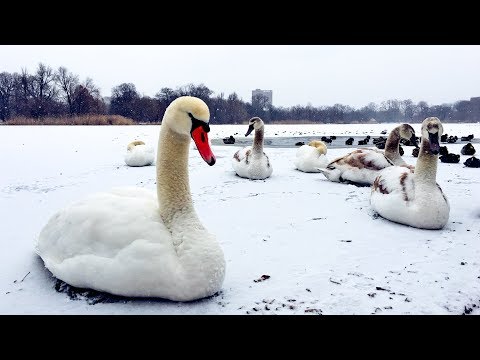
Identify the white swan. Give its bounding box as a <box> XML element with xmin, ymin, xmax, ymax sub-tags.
<box><xmin>36</xmin><ymin>96</ymin><xmax>225</xmax><ymax>301</ymax></box>
<box><xmin>370</xmin><ymin>117</ymin><xmax>449</xmax><ymax>229</ymax></box>
<box><xmin>294</xmin><ymin>140</ymin><xmax>329</xmax><ymax>173</ymax></box>
<box><xmin>232</xmin><ymin>117</ymin><xmax>273</xmax><ymax>180</ymax></box>
<box><xmin>318</xmin><ymin>124</ymin><xmax>418</xmax><ymax>186</ymax></box>
<box><xmin>124</xmin><ymin>140</ymin><xmax>155</xmax><ymax>167</ymax></box>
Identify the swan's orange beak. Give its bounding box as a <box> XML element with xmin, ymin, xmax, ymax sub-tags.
<box><xmin>191</xmin><ymin>127</ymin><xmax>216</xmax><ymax>166</ymax></box>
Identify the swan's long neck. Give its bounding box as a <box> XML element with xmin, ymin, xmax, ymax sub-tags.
<box><xmin>384</xmin><ymin>127</ymin><xmax>402</xmax><ymax>163</ymax></box>
<box><xmin>156</xmin><ymin>126</ymin><xmax>197</xmax><ymax>229</ymax></box>
<box><xmin>315</xmin><ymin>145</ymin><xmax>326</xmax><ymax>156</ymax></box>
<box><xmin>252</xmin><ymin>127</ymin><xmax>265</xmax><ymax>154</ymax></box>
<box><xmin>156</xmin><ymin>124</ymin><xmax>224</xmax><ymax>300</ymax></box>
<box><xmin>414</xmin><ymin>138</ymin><xmax>439</xmax><ymax>185</ymax></box>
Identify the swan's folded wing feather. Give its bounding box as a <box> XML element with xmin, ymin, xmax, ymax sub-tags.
<box><xmin>233</xmin><ymin>146</ymin><xmax>252</xmax><ymax>163</ymax></box>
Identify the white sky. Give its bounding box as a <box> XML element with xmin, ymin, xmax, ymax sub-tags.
<box><xmin>1</xmin><ymin>45</ymin><xmax>479</xmax><ymax>109</ymax></box>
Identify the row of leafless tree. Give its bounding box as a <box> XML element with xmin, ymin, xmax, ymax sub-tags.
<box><xmin>0</xmin><ymin>64</ymin><xmax>106</xmax><ymax>120</ymax></box>
<box><xmin>1</xmin><ymin>63</ymin><xmax>479</xmax><ymax>123</ymax></box>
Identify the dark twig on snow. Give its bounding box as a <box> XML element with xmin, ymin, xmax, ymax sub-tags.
<box><xmin>21</xmin><ymin>271</ymin><xmax>31</xmax><ymax>282</ymax></box>
<box><xmin>254</xmin><ymin>274</ymin><xmax>271</xmax><ymax>283</ymax></box>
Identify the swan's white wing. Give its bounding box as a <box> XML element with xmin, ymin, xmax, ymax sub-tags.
<box><xmin>295</xmin><ymin>144</ymin><xmax>312</xmax><ymax>158</ymax></box>
<box><xmin>36</xmin><ymin>187</ymin><xmax>181</xmax><ymax>296</ymax></box>
<box><xmin>370</xmin><ymin>166</ymin><xmax>449</xmax><ymax>229</ymax></box>
<box><xmin>295</xmin><ymin>146</ymin><xmax>329</xmax><ymax>172</ymax></box>
<box><xmin>321</xmin><ymin>149</ymin><xmax>394</xmax><ymax>185</ymax></box>
<box><xmin>232</xmin><ymin>146</ymin><xmax>272</xmax><ymax>179</ymax></box>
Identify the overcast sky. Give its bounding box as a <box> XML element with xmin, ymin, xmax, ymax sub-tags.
<box><xmin>1</xmin><ymin>45</ymin><xmax>479</xmax><ymax>109</ymax></box>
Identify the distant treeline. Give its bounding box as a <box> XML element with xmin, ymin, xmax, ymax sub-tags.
<box><xmin>1</xmin><ymin>63</ymin><xmax>479</xmax><ymax>124</ymax></box>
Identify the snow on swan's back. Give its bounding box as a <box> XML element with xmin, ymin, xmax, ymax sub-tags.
<box><xmin>36</xmin><ymin>96</ymin><xmax>225</xmax><ymax>301</ymax></box>
<box><xmin>124</xmin><ymin>140</ymin><xmax>155</xmax><ymax>167</ymax></box>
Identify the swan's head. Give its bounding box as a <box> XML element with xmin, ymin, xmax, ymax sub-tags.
<box><xmin>308</xmin><ymin>140</ymin><xmax>327</xmax><ymax>155</ymax></box>
<box><xmin>245</xmin><ymin>117</ymin><xmax>265</xmax><ymax>136</ymax></box>
<box><xmin>163</xmin><ymin>96</ymin><xmax>215</xmax><ymax>166</ymax></box>
<box><xmin>421</xmin><ymin>117</ymin><xmax>443</xmax><ymax>155</ymax></box>
<box><xmin>127</xmin><ymin>140</ymin><xmax>145</xmax><ymax>151</ymax></box>
<box><xmin>399</xmin><ymin>124</ymin><xmax>419</xmax><ymax>148</ymax></box>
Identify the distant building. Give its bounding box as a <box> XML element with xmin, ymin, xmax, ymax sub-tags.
<box><xmin>470</xmin><ymin>97</ymin><xmax>480</xmax><ymax>108</ymax></box>
<box><xmin>252</xmin><ymin>89</ymin><xmax>273</xmax><ymax>107</ymax></box>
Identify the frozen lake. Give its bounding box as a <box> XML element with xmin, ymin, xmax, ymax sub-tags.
<box><xmin>1</xmin><ymin>123</ymin><xmax>479</xmax><ymax>315</ymax></box>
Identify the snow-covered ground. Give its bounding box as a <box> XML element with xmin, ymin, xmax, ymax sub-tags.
<box><xmin>1</xmin><ymin>123</ymin><xmax>479</xmax><ymax>315</ymax></box>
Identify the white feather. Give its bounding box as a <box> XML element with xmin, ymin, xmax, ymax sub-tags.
<box><xmin>294</xmin><ymin>144</ymin><xmax>329</xmax><ymax>172</ymax></box>
<box><xmin>124</xmin><ymin>143</ymin><xmax>155</xmax><ymax>167</ymax></box>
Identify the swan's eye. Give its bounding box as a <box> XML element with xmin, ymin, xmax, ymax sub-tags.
<box><xmin>189</xmin><ymin>113</ymin><xmax>210</xmax><ymax>133</ymax></box>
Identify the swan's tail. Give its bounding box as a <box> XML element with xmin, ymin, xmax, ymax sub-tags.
<box><xmin>316</xmin><ymin>167</ymin><xmax>342</xmax><ymax>182</ymax></box>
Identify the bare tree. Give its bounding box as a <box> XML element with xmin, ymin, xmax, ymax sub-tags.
<box><xmin>209</xmin><ymin>92</ymin><xmax>226</xmax><ymax>123</ymax></box>
<box><xmin>18</xmin><ymin>68</ymin><xmax>33</xmax><ymax>112</ymax></box>
<box><xmin>134</xmin><ymin>96</ymin><xmax>161</xmax><ymax>123</ymax></box>
<box><xmin>55</xmin><ymin>66</ymin><xmax>79</xmax><ymax>115</ymax></box>
<box><xmin>0</xmin><ymin>72</ymin><xmax>16</xmax><ymax>120</ymax></box>
<box><xmin>400</xmin><ymin>99</ymin><xmax>417</xmax><ymax>122</ymax></box>
<box><xmin>69</xmin><ymin>85</ymin><xmax>105</xmax><ymax>115</ymax></box>
<box><xmin>83</xmin><ymin>77</ymin><xmax>101</xmax><ymax>99</ymax></box>
<box><xmin>155</xmin><ymin>87</ymin><xmax>180</xmax><ymax>120</ymax></box>
<box><xmin>329</xmin><ymin>104</ymin><xmax>350</xmax><ymax>122</ymax></box>
<box><xmin>19</xmin><ymin>63</ymin><xmax>59</xmax><ymax>118</ymax></box>
<box><xmin>358</xmin><ymin>102</ymin><xmax>378</xmax><ymax>122</ymax></box>
<box><xmin>416</xmin><ymin>101</ymin><xmax>430</xmax><ymax>122</ymax></box>
<box><xmin>155</xmin><ymin>87</ymin><xmax>178</xmax><ymax>104</ymax></box>
<box><xmin>380</xmin><ymin>99</ymin><xmax>402</xmax><ymax>122</ymax></box>
<box><xmin>110</xmin><ymin>83</ymin><xmax>140</xmax><ymax>119</ymax></box>
<box><xmin>33</xmin><ymin>63</ymin><xmax>58</xmax><ymax>109</ymax></box>
<box><xmin>224</xmin><ymin>92</ymin><xmax>249</xmax><ymax>124</ymax></box>
<box><xmin>430</xmin><ymin>104</ymin><xmax>452</xmax><ymax>121</ymax></box>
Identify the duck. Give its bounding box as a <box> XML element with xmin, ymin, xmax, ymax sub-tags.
<box><xmin>124</xmin><ymin>140</ymin><xmax>155</xmax><ymax>167</ymax></box>
<box><xmin>318</xmin><ymin>124</ymin><xmax>418</xmax><ymax>186</ymax></box>
<box><xmin>464</xmin><ymin>156</ymin><xmax>480</xmax><ymax>168</ymax></box>
<box><xmin>36</xmin><ymin>96</ymin><xmax>226</xmax><ymax>301</ymax></box>
<box><xmin>461</xmin><ymin>142</ymin><xmax>476</xmax><ymax>156</ymax></box>
<box><xmin>232</xmin><ymin>117</ymin><xmax>273</xmax><ymax>180</ymax></box>
<box><xmin>370</xmin><ymin>117</ymin><xmax>449</xmax><ymax>230</ymax></box>
<box><xmin>294</xmin><ymin>140</ymin><xmax>329</xmax><ymax>173</ymax></box>
<box><xmin>439</xmin><ymin>153</ymin><xmax>460</xmax><ymax>163</ymax></box>
<box><xmin>222</xmin><ymin>135</ymin><xmax>235</xmax><ymax>144</ymax></box>
<box><xmin>460</xmin><ymin>134</ymin><xmax>474</xmax><ymax>141</ymax></box>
